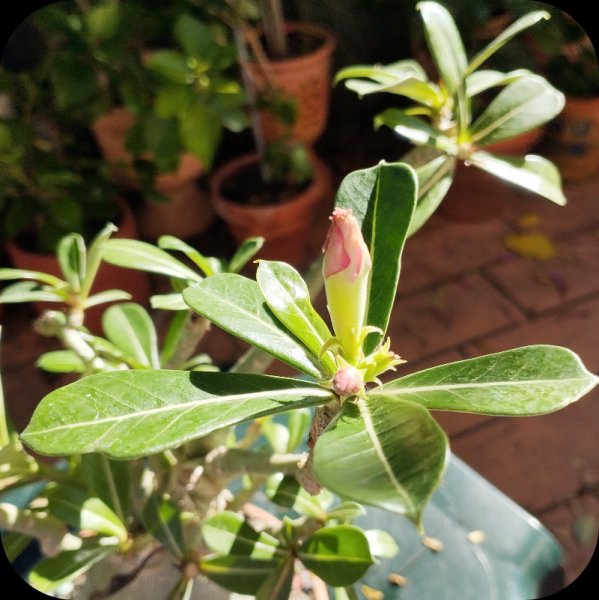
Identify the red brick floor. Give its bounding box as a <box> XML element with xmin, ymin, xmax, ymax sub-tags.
<box><xmin>1</xmin><ymin>167</ymin><xmax>598</xmax><ymax>593</ymax></box>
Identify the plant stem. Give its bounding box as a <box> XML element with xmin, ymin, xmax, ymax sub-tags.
<box><xmin>260</xmin><ymin>0</ymin><xmax>288</xmax><ymax>58</ymax></box>
<box><xmin>164</xmin><ymin>313</ymin><xmax>211</xmax><ymax>370</ymax></box>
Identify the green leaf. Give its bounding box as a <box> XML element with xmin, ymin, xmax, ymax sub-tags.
<box><xmin>227</xmin><ymin>237</ymin><xmax>264</xmax><ymax>274</ymax></box>
<box><xmin>102</xmin><ymin>303</ymin><xmax>160</xmax><ymax>368</ymax></box>
<box><xmin>468</xmin><ymin>151</ymin><xmax>566</xmax><ymax>205</ymax></box>
<box><xmin>155</xmin><ymin>84</ymin><xmax>194</xmax><ymax>118</ymax></box>
<box><xmin>334</xmin><ymin>60</ymin><xmax>428</xmax><ymax>86</ymax></box>
<box><xmin>326</xmin><ymin>502</ymin><xmax>367</xmax><ymax>522</ymax></box>
<box><xmin>416</xmin><ymin>1</ymin><xmax>467</xmax><ymax>95</ymax></box>
<box><xmin>343</xmin><ymin>75</ymin><xmax>443</xmax><ymax>108</ymax></box>
<box><xmin>84</xmin><ymin>289</ymin><xmax>132</xmax><ymax>309</ymax></box>
<box><xmin>28</xmin><ymin>541</ymin><xmax>117</xmax><ymax>595</ymax></box>
<box><xmin>199</xmin><ymin>554</ymin><xmax>279</xmax><ymax>595</ymax></box>
<box><xmin>255</xmin><ymin>556</ymin><xmax>294</xmax><ymax>600</ymax></box>
<box><xmin>179</xmin><ymin>100</ymin><xmax>222</xmax><ymax>169</ymax></box>
<box><xmin>82</xmin><ymin>222</ymin><xmax>118</xmax><ymax>299</ymax></box>
<box><xmin>145</xmin><ymin>50</ymin><xmax>192</xmax><ymax>84</ymax></box>
<box><xmin>0</xmin><ymin>439</ymin><xmax>39</xmax><ymax>492</ymax></box>
<box><xmin>37</xmin><ymin>350</ymin><xmax>85</xmax><ymax>374</ymax></box>
<box><xmin>466</xmin><ymin>69</ymin><xmax>531</xmax><ymax>97</ymax></box>
<box><xmin>2</xmin><ymin>531</ymin><xmax>33</xmax><ymax>562</ymax></box>
<box><xmin>158</xmin><ymin>235</ymin><xmax>217</xmax><ymax>277</ymax></box>
<box><xmin>312</xmin><ymin>395</ymin><xmax>449</xmax><ymax>529</ymax></box>
<box><xmin>265</xmin><ymin>473</ymin><xmax>333</xmax><ymax>520</ymax></box>
<box><xmin>298</xmin><ymin>525</ymin><xmax>374</xmax><ymax>586</ymax></box>
<box><xmin>257</xmin><ymin>261</ymin><xmax>335</xmax><ymax>375</ymax></box>
<box><xmin>0</xmin><ymin>281</ymin><xmax>65</xmax><ymax>304</ymax></box>
<box><xmin>379</xmin><ymin>345</ymin><xmax>599</xmax><ymax>415</ymax></box>
<box><xmin>375</xmin><ymin>109</ymin><xmax>458</xmax><ymax>154</ymax></box>
<box><xmin>151</xmin><ymin>293</ymin><xmax>188</xmax><ymax>311</ymax></box>
<box><xmin>0</xmin><ymin>268</ymin><xmax>62</xmax><ymax>287</ymax></box>
<box><xmin>183</xmin><ymin>274</ymin><xmax>323</xmax><ymax>379</ymax></box>
<box><xmin>80</xmin><ymin>453</ymin><xmax>131</xmax><ymax>525</ymax></box>
<box><xmin>201</xmin><ymin>511</ymin><xmax>281</xmax><ymax>559</ymax></box>
<box><xmin>174</xmin><ymin>13</ymin><xmax>216</xmax><ymax>59</ymax></box>
<box><xmin>160</xmin><ymin>310</ymin><xmax>188</xmax><ymax>367</ymax></box>
<box><xmin>467</xmin><ymin>11</ymin><xmax>550</xmax><ymax>74</ymax></box>
<box><xmin>141</xmin><ymin>493</ymin><xmax>185</xmax><ymax>558</ymax></box>
<box><xmin>85</xmin><ymin>2</ymin><xmax>121</xmax><ymax>41</ymax></box>
<box><xmin>335</xmin><ymin>162</ymin><xmax>417</xmax><ymax>351</ymax></box>
<box><xmin>45</xmin><ymin>484</ymin><xmax>128</xmax><ymax>541</ymax></box>
<box><xmin>470</xmin><ymin>75</ymin><xmax>565</xmax><ymax>145</ymax></box>
<box><xmin>103</xmin><ymin>239</ymin><xmax>202</xmax><ymax>282</ymax></box>
<box><xmin>21</xmin><ymin>372</ymin><xmax>332</xmax><ymax>458</ymax></box>
<box><xmin>364</xmin><ymin>529</ymin><xmax>400</xmax><ymax>558</ymax></box>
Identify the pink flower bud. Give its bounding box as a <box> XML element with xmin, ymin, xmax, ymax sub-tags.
<box><xmin>322</xmin><ymin>208</ymin><xmax>372</xmax><ymax>362</ymax></box>
<box><xmin>322</xmin><ymin>208</ymin><xmax>371</xmax><ymax>282</ymax></box>
<box><xmin>332</xmin><ymin>365</ymin><xmax>364</xmax><ymax>397</ymax></box>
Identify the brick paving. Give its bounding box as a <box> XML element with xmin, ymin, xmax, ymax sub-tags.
<box><xmin>1</xmin><ymin>162</ymin><xmax>598</xmax><ymax>593</ymax></box>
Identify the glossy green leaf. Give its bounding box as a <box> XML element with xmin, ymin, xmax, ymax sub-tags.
<box><xmin>21</xmin><ymin>372</ymin><xmax>332</xmax><ymax>458</ymax></box>
<box><xmin>84</xmin><ymin>289</ymin><xmax>132</xmax><ymax>309</ymax></box>
<box><xmin>364</xmin><ymin>529</ymin><xmax>400</xmax><ymax>558</ymax></box>
<box><xmin>466</xmin><ymin>69</ymin><xmax>531</xmax><ymax>96</ymax></box>
<box><xmin>334</xmin><ymin>61</ymin><xmax>428</xmax><ymax>86</ymax></box>
<box><xmin>82</xmin><ymin>222</ymin><xmax>119</xmax><ymax>299</ymax></box>
<box><xmin>344</xmin><ymin>76</ymin><xmax>443</xmax><ymax>108</ymax></box>
<box><xmin>0</xmin><ymin>268</ymin><xmax>62</xmax><ymax>287</ymax></box>
<box><xmin>470</xmin><ymin>75</ymin><xmax>565</xmax><ymax>144</ymax></box>
<box><xmin>80</xmin><ymin>453</ymin><xmax>131</xmax><ymax>525</ymax></box>
<box><xmin>335</xmin><ymin>162</ymin><xmax>417</xmax><ymax>351</ymax></box>
<box><xmin>380</xmin><ymin>345</ymin><xmax>599</xmax><ymax>415</ymax></box>
<box><xmin>199</xmin><ymin>554</ymin><xmax>279</xmax><ymax>595</ymax></box>
<box><xmin>228</xmin><ymin>237</ymin><xmax>264</xmax><ymax>274</ymax></box>
<box><xmin>37</xmin><ymin>350</ymin><xmax>85</xmax><ymax>374</ymax></box>
<box><xmin>183</xmin><ymin>274</ymin><xmax>323</xmax><ymax>379</ymax></box>
<box><xmin>406</xmin><ymin>151</ymin><xmax>455</xmax><ymax>236</ymax></box>
<box><xmin>467</xmin><ymin>11</ymin><xmax>550</xmax><ymax>74</ymax></box>
<box><xmin>103</xmin><ymin>239</ymin><xmax>202</xmax><ymax>282</ymax></box>
<box><xmin>141</xmin><ymin>493</ymin><xmax>185</xmax><ymax>558</ymax></box>
<box><xmin>265</xmin><ymin>473</ymin><xmax>333</xmax><ymax>520</ymax></box>
<box><xmin>468</xmin><ymin>151</ymin><xmax>566</xmax><ymax>205</ymax></box>
<box><xmin>151</xmin><ymin>293</ymin><xmax>188</xmax><ymax>311</ymax></box>
<box><xmin>375</xmin><ymin>109</ymin><xmax>458</xmax><ymax>154</ymax></box>
<box><xmin>158</xmin><ymin>235</ymin><xmax>219</xmax><ymax>277</ymax></box>
<box><xmin>45</xmin><ymin>484</ymin><xmax>128</xmax><ymax>541</ymax></box>
<box><xmin>57</xmin><ymin>233</ymin><xmax>86</xmax><ymax>293</ymax></box>
<box><xmin>201</xmin><ymin>511</ymin><xmax>281</xmax><ymax>559</ymax></box>
<box><xmin>298</xmin><ymin>525</ymin><xmax>374</xmax><ymax>586</ymax></box>
<box><xmin>28</xmin><ymin>541</ymin><xmax>117</xmax><ymax>595</ymax></box>
<box><xmin>102</xmin><ymin>303</ymin><xmax>160</xmax><ymax>368</ymax></box>
<box><xmin>313</xmin><ymin>395</ymin><xmax>449</xmax><ymax>528</ymax></box>
<box><xmin>257</xmin><ymin>261</ymin><xmax>335</xmax><ymax>375</ymax></box>
<box><xmin>416</xmin><ymin>1</ymin><xmax>467</xmax><ymax>95</ymax></box>
<box><xmin>145</xmin><ymin>50</ymin><xmax>191</xmax><ymax>84</ymax></box>
<box><xmin>0</xmin><ymin>281</ymin><xmax>64</xmax><ymax>304</ymax></box>
<box><xmin>326</xmin><ymin>501</ymin><xmax>367</xmax><ymax>522</ymax></box>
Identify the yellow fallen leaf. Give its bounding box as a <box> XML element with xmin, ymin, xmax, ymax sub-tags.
<box><xmin>503</xmin><ymin>232</ymin><xmax>557</xmax><ymax>261</ymax></box>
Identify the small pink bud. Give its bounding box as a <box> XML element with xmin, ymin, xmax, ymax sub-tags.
<box><xmin>322</xmin><ymin>208</ymin><xmax>372</xmax><ymax>362</ymax></box>
<box><xmin>332</xmin><ymin>365</ymin><xmax>364</xmax><ymax>397</ymax></box>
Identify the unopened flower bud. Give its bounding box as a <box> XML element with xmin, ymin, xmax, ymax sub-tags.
<box><xmin>322</xmin><ymin>208</ymin><xmax>371</xmax><ymax>362</ymax></box>
<box><xmin>332</xmin><ymin>364</ymin><xmax>364</xmax><ymax>397</ymax></box>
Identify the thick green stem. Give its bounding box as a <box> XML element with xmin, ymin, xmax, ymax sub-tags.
<box><xmin>164</xmin><ymin>313</ymin><xmax>211</xmax><ymax>370</ymax></box>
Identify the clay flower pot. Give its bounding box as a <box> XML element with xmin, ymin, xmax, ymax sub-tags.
<box><xmin>248</xmin><ymin>22</ymin><xmax>336</xmax><ymax>145</ymax></box>
<box><xmin>5</xmin><ymin>199</ymin><xmax>151</xmax><ymax>334</ymax></box>
<box><xmin>92</xmin><ymin>107</ymin><xmax>215</xmax><ymax>239</ymax></box>
<box><xmin>545</xmin><ymin>95</ymin><xmax>599</xmax><ymax>184</ymax></box>
<box><xmin>211</xmin><ymin>152</ymin><xmax>333</xmax><ymax>267</ymax></box>
<box><xmin>439</xmin><ymin>127</ymin><xmax>545</xmax><ymax>223</ymax></box>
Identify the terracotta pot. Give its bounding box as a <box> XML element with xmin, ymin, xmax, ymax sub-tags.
<box><xmin>93</xmin><ymin>108</ymin><xmax>213</xmax><ymax>238</ymax></box>
<box><xmin>439</xmin><ymin>128</ymin><xmax>545</xmax><ymax>223</ymax></box>
<box><xmin>211</xmin><ymin>152</ymin><xmax>333</xmax><ymax>267</ymax></box>
<box><xmin>5</xmin><ymin>199</ymin><xmax>151</xmax><ymax>334</ymax></box>
<box><xmin>248</xmin><ymin>22</ymin><xmax>336</xmax><ymax>145</ymax></box>
<box><xmin>544</xmin><ymin>95</ymin><xmax>599</xmax><ymax>184</ymax></box>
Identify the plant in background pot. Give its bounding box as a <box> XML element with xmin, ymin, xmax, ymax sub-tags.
<box><xmin>1</xmin><ymin>159</ymin><xmax>597</xmax><ymax>599</ymax></box>
<box><xmin>28</xmin><ymin>1</ymin><xmax>249</xmax><ymax>241</ymax></box>
<box><xmin>523</xmin><ymin>5</ymin><xmax>599</xmax><ymax>183</ymax></box>
<box><xmin>207</xmin><ymin>0</ymin><xmax>337</xmax><ymax>267</ymax></box>
<box><xmin>334</xmin><ymin>1</ymin><xmax>566</xmax><ymax>226</ymax></box>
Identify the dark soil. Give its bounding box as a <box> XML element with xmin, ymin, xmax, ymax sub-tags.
<box><xmin>219</xmin><ymin>160</ymin><xmax>310</xmax><ymax>207</ymax></box>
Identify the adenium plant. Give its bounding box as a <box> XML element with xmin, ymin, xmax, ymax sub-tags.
<box><xmin>1</xmin><ymin>160</ymin><xmax>596</xmax><ymax>598</ymax></box>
